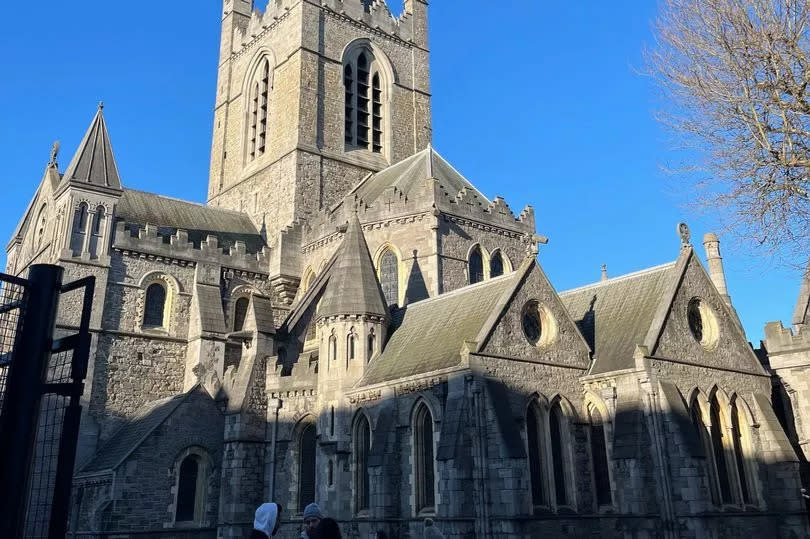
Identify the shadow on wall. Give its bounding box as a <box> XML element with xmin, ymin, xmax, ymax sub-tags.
<box><xmin>65</xmin><ymin>372</ymin><xmax>810</xmax><ymax>539</ymax></box>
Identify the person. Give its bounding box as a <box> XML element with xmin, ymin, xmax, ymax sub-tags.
<box><xmin>301</xmin><ymin>502</ymin><xmax>323</xmax><ymax>538</ymax></box>
<box><xmin>311</xmin><ymin>517</ymin><xmax>342</xmax><ymax>539</ymax></box>
<box><xmin>251</xmin><ymin>503</ymin><xmax>283</xmax><ymax>538</ymax></box>
<box><xmin>423</xmin><ymin>518</ymin><xmax>445</xmax><ymax>539</ymax></box>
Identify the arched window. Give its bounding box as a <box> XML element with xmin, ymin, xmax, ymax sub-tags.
<box><xmin>549</xmin><ymin>402</ymin><xmax>568</xmax><ymax>506</ymax></box>
<box><xmin>367</xmin><ymin>329</ymin><xmax>376</xmax><ymax>360</ymax></box>
<box><xmin>175</xmin><ymin>454</ymin><xmax>203</xmax><ymax>523</ymax></box>
<box><xmin>468</xmin><ymin>246</ymin><xmax>484</xmax><ymax>284</ymax></box>
<box><xmin>344</xmin><ymin>47</ymin><xmax>385</xmax><ymax>154</ymax></box>
<box><xmin>731</xmin><ymin>400</ymin><xmax>754</xmax><ymax>505</ymax></box>
<box><xmin>329</xmin><ymin>334</ymin><xmax>337</xmax><ymax>362</ymax></box>
<box><xmin>709</xmin><ymin>396</ymin><xmax>733</xmax><ymax>504</ymax></box>
<box><xmin>490</xmin><ymin>251</ymin><xmax>504</xmax><ymax>278</ymax></box>
<box><xmin>70</xmin><ymin>203</ymin><xmax>89</xmax><ymax>256</ymax></box>
<box><xmin>354</xmin><ymin>414</ymin><xmax>371</xmax><ymax>513</ymax></box>
<box><xmin>691</xmin><ymin>402</ymin><xmax>721</xmax><ymax>505</ymax></box>
<box><xmin>526</xmin><ymin>403</ymin><xmax>546</xmax><ymax>507</ymax></box>
<box><xmin>298</xmin><ymin>422</ymin><xmax>317</xmax><ymax>512</ymax></box>
<box><xmin>248</xmin><ymin>58</ymin><xmax>271</xmax><ymax>161</ymax></box>
<box><xmin>588</xmin><ymin>405</ymin><xmax>612</xmax><ymax>507</ymax></box>
<box><xmin>414</xmin><ymin>403</ymin><xmax>436</xmax><ymax>513</ymax></box>
<box><xmin>88</xmin><ymin>206</ymin><xmax>106</xmax><ymax>259</ymax></box>
<box><xmin>347</xmin><ymin>331</ymin><xmax>356</xmax><ymax>362</ymax></box>
<box><xmin>144</xmin><ymin>282</ymin><xmax>167</xmax><ymax>328</ymax></box>
<box><xmin>327</xmin><ymin>459</ymin><xmax>334</xmax><ymax>487</ymax></box>
<box><xmin>233</xmin><ymin>297</ymin><xmax>249</xmax><ymax>331</ymax></box>
<box><xmin>301</xmin><ymin>268</ymin><xmax>316</xmax><ymax>294</ymax></box>
<box><xmin>379</xmin><ymin>249</ymin><xmax>399</xmax><ymax>307</ymax></box>
<box><xmin>330</xmin><ymin>406</ymin><xmax>336</xmax><ymax>437</ymax></box>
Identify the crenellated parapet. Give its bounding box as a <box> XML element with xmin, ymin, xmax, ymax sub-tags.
<box><xmin>765</xmin><ymin>322</ymin><xmax>810</xmax><ymax>359</ymax></box>
<box><xmin>112</xmin><ymin>221</ymin><xmax>270</xmax><ymax>275</ymax></box>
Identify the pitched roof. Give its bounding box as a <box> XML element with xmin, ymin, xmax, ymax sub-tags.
<box><xmin>79</xmin><ymin>392</ymin><xmax>189</xmax><ymax>473</ymax></box>
<box><xmin>317</xmin><ymin>214</ymin><xmax>388</xmax><ymax>319</ymax></box>
<box><xmin>561</xmin><ymin>262</ymin><xmax>677</xmax><ymax>375</ymax></box>
<box><xmin>350</xmin><ymin>146</ymin><xmax>490</xmax><ymax>206</ymax></box>
<box><xmin>62</xmin><ymin>104</ymin><xmax>122</xmax><ymax>190</ymax></box>
<box><xmin>359</xmin><ymin>273</ymin><xmax>518</xmax><ymax>386</ymax></box>
<box><xmin>117</xmin><ymin>189</ymin><xmax>265</xmax><ymax>253</ymax></box>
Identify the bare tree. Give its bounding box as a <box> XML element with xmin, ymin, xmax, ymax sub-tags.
<box><xmin>647</xmin><ymin>0</ymin><xmax>810</xmax><ymax>264</ymax></box>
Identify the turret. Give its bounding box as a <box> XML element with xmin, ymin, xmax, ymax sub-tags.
<box><xmin>702</xmin><ymin>232</ymin><xmax>731</xmax><ymax>306</ymax></box>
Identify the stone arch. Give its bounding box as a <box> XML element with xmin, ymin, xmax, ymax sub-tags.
<box><xmin>290</xmin><ymin>415</ymin><xmax>318</xmax><ymax>513</ymax></box>
<box><xmin>582</xmin><ymin>390</ymin><xmax>610</xmax><ymax>421</ymax></box>
<box><xmin>466</xmin><ymin>242</ymin><xmax>490</xmax><ymax>284</ymax></box>
<box><xmin>341</xmin><ymin>38</ymin><xmax>397</xmax><ymax>86</ymax></box>
<box><xmin>547</xmin><ymin>394</ymin><xmax>576</xmax><ymax>509</ymax></box>
<box><xmin>488</xmin><ymin>248</ymin><xmax>512</xmax><ymax>277</ymax></box>
<box><xmin>410</xmin><ymin>397</ymin><xmax>438</xmax><ymax>513</ymax></box>
<box><xmin>374</xmin><ymin>242</ymin><xmax>404</xmax><ymax>306</ymax></box>
<box><xmin>170</xmin><ymin>446</ymin><xmax>212</xmax><ymax>526</ymax></box>
<box><xmin>352</xmin><ymin>408</ymin><xmax>372</xmax><ymax>514</ymax></box>
<box><xmin>242</xmin><ymin>47</ymin><xmax>278</xmax><ymax>165</ymax></box>
<box><xmin>137</xmin><ymin>271</ymin><xmax>181</xmax><ymax>333</ymax></box>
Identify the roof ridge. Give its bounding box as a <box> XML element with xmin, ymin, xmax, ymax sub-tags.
<box><xmin>124</xmin><ymin>188</ymin><xmax>251</xmax><ymax>219</ymax></box>
<box><xmin>430</xmin><ymin>147</ymin><xmax>491</xmax><ymax>204</ymax></box>
<box><xmin>560</xmin><ymin>261</ymin><xmax>677</xmax><ymax>296</ymax></box>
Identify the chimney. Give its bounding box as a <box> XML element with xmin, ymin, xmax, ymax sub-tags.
<box><xmin>702</xmin><ymin>233</ymin><xmax>731</xmax><ymax>306</ymax></box>
<box><xmin>600</xmin><ymin>264</ymin><xmax>608</xmax><ymax>282</ymax></box>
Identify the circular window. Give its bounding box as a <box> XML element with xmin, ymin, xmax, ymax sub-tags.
<box><xmin>687</xmin><ymin>298</ymin><xmax>719</xmax><ymax>349</ymax></box>
<box><xmin>522</xmin><ymin>301</ymin><xmax>558</xmax><ymax>347</ymax></box>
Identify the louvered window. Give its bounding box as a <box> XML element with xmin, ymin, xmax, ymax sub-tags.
<box><xmin>344</xmin><ymin>48</ymin><xmax>384</xmax><ymax>154</ymax></box>
<box><xmin>248</xmin><ymin>59</ymin><xmax>271</xmax><ymax>161</ymax></box>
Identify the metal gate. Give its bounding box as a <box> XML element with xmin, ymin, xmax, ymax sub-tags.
<box><xmin>0</xmin><ymin>264</ymin><xmax>95</xmax><ymax>539</ymax></box>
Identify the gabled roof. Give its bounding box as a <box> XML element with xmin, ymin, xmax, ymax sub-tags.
<box><xmin>79</xmin><ymin>390</ymin><xmax>195</xmax><ymax>474</ymax></box>
<box><xmin>117</xmin><ymin>189</ymin><xmax>265</xmax><ymax>253</ymax></box>
<box><xmin>61</xmin><ymin>104</ymin><xmax>122</xmax><ymax>190</ymax></box>
<box><xmin>317</xmin><ymin>214</ymin><xmax>388</xmax><ymax>320</ymax></box>
<box><xmin>350</xmin><ymin>145</ymin><xmax>490</xmax><ymax>206</ymax></box>
<box><xmin>358</xmin><ymin>272</ymin><xmax>519</xmax><ymax>386</ymax></box>
<box><xmin>561</xmin><ymin>262</ymin><xmax>678</xmax><ymax>375</ymax></box>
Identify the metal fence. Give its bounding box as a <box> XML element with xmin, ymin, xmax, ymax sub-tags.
<box><xmin>0</xmin><ymin>265</ymin><xmax>94</xmax><ymax>539</ymax></box>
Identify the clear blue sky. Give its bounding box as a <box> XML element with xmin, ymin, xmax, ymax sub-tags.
<box><xmin>0</xmin><ymin>1</ymin><xmax>801</xmax><ymax>342</ymax></box>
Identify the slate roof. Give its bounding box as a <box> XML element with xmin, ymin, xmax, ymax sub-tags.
<box><xmin>318</xmin><ymin>214</ymin><xmax>388</xmax><ymax>320</ymax></box>
<box><xmin>359</xmin><ymin>273</ymin><xmax>517</xmax><ymax>386</ymax></box>
<box><xmin>117</xmin><ymin>189</ymin><xmax>265</xmax><ymax>253</ymax></box>
<box><xmin>80</xmin><ymin>392</ymin><xmax>188</xmax><ymax>474</ymax></box>
<box><xmin>560</xmin><ymin>262</ymin><xmax>677</xmax><ymax>375</ymax></box>
<box><xmin>350</xmin><ymin>145</ymin><xmax>490</xmax><ymax>206</ymax></box>
<box><xmin>62</xmin><ymin>104</ymin><xmax>122</xmax><ymax>190</ymax></box>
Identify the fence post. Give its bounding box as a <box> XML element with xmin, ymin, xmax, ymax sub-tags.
<box><xmin>0</xmin><ymin>264</ymin><xmax>63</xmax><ymax>538</ymax></box>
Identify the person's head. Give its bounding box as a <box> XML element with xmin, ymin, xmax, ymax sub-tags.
<box><xmin>253</xmin><ymin>503</ymin><xmax>283</xmax><ymax>537</ymax></box>
<box><xmin>312</xmin><ymin>517</ymin><xmax>342</xmax><ymax>539</ymax></box>
<box><xmin>302</xmin><ymin>503</ymin><xmax>323</xmax><ymax>534</ymax></box>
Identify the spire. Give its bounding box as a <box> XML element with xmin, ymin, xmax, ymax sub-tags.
<box><xmin>318</xmin><ymin>213</ymin><xmax>388</xmax><ymax>320</ymax></box>
<box><xmin>600</xmin><ymin>264</ymin><xmax>608</xmax><ymax>282</ymax></box>
<box><xmin>61</xmin><ymin>103</ymin><xmax>122</xmax><ymax>190</ymax></box>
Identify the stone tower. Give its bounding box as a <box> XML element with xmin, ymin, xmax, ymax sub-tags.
<box><xmin>207</xmin><ymin>0</ymin><xmax>432</xmax><ymax>244</ymax></box>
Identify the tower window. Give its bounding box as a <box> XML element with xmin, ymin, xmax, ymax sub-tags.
<box><xmin>298</xmin><ymin>422</ymin><xmax>317</xmax><ymax>512</ymax></box>
<box><xmin>468</xmin><ymin>246</ymin><xmax>484</xmax><ymax>284</ymax></box>
<box><xmin>344</xmin><ymin>47</ymin><xmax>385</xmax><ymax>154</ymax></box>
<box><xmin>347</xmin><ymin>331</ymin><xmax>356</xmax><ymax>362</ymax></box>
<box><xmin>414</xmin><ymin>403</ymin><xmax>436</xmax><ymax>513</ymax></box>
<box><xmin>367</xmin><ymin>329</ymin><xmax>376</xmax><ymax>360</ymax></box>
<box><xmin>70</xmin><ymin>203</ymin><xmax>89</xmax><ymax>256</ymax></box>
<box><xmin>88</xmin><ymin>206</ymin><xmax>106</xmax><ymax>259</ymax></box>
<box><xmin>354</xmin><ymin>414</ymin><xmax>371</xmax><ymax>513</ymax></box>
<box><xmin>233</xmin><ymin>297</ymin><xmax>249</xmax><ymax>331</ymax></box>
<box><xmin>379</xmin><ymin>249</ymin><xmax>399</xmax><ymax>307</ymax></box>
<box><xmin>144</xmin><ymin>282</ymin><xmax>168</xmax><ymax>328</ymax></box>
<box><xmin>329</xmin><ymin>335</ymin><xmax>337</xmax><ymax>363</ymax></box>
<box><xmin>248</xmin><ymin>59</ymin><xmax>271</xmax><ymax>162</ymax></box>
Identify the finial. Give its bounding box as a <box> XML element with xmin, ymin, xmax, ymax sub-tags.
<box><xmin>98</xmin><ymin>101</ymin><xmax>104</xmax><ymax>111</ymax></box>
<box><xmin>677</xmin><ymin>222</ymin><xmax>691</xmax><ymax>248</ymax></box>
<box><xmin>600</xmin><ymin>264</ymin><xmax>608</xmax><ymax>282</ymax></box>
<box><xmin>48</xmin><ymin>140</ymin><xmax>60</xmax><ymax>168</ymax></box>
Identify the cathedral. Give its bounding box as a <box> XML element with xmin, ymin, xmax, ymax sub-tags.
<box><xmin>6</xmin><ymin>1</ymin><xmax>810</xmax><ymax>538</ymax></box>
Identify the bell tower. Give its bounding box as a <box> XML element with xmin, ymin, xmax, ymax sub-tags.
<box><xmin>207</xmin><ymin>0</ymin><xmax>432</xmax><ymax>245</ymax></box>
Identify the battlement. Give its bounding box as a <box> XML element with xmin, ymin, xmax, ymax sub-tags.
<box><xmin>764</xmin><ymin>321</ymin><xmax>810</xmax><ymax>356</ymax></box>
<box><xmin>112</xmin><ymin>221</ymin><xmax>270</xmax><ymax>274</ymax></box>
<box><xmin>233</xmin><ymin>0</ymin><xmax>425</xmax><ymax>55</ymax></box>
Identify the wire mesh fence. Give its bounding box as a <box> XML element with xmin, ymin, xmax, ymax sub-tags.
<box><xmin>0</xmin><ymin>273</ymin><xmax>28</xmax><ymax>413</ymax></box>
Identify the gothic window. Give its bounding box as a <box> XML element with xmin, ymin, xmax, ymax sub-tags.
<box><xmin>549</xmin><ymin>402</ymin><xmax>568</xmax><ymax>506</ymax></box>
<box><xmin>347</xmin><ymin>330</ymin><xmax>356</xmax><ymax>362</ymax></box>
<box><xmin>379</xmin><ymin>249</ymin><xmax>399</xmax><ymax>307</ymax></box>
<box><xmin>88</xmin><ymin>206</ymin><xmax>105</xmax><ymax>259</ymax></box>
<box><xmin>691</xmin><ymin>402</ymin><xmax>721</xmax><ymax>505</ymax></box>
<box><xmin>468</xmin><ymin>246</ymin><xmax>484</xmax><ymax>284</ymax></box>
<box><xmin>709</xmin><ymin>396</ymin><xmax>734</xmax><ymax>504</ymax></box>
<box><xmin>731</xmin><ymin>400</ymin><xmax>754</xmax><ymax>505</ymax></box>
<box><xmin>588</xmin><ymin>405</ymin><xmax>612</xmax><ymax>507</ymax></box>
<box><xmin>354</xmin><ymin>414</ymin><xmax>371</xmax><ymax>513</ymax></box>
<box><xmin>175</xmin><ymin>453</ymin><xmax>205</xmax><ymax>523</ymax></box>
<box><xmin>414</xmin><ymin>403</ymin><xmax>436</xmax><ymax>513</ymax></box>
<box><xmin>248</xmin><ymin>58</ymin><xmax>271</xmax><ymax>161</ymax></box>
<box><xmin>327</xmin><ymin>459</ymin><xmax>334</xmax><ymax>487</ymax></box>
<box><xmin>490</xmin><ymin>251</ymin><xmax>504</xmax><ymax>278</ymax></box>
<box><xmin>233</xmin><ymin>297</ymin><xmax>249</xmax><ymax>331</ymax></box>
<box><xmin>298</xmin><ymin>422</ymin><xmax>317</xmax><ymax>512</ymax></box>
<box><xmin>329</xmin><ymin>334</ymin><xmax>337</xmax><ymax>363</ymax></box>
<box><xmin>344</xmin><ymin>46</ymin><xmax>385</xmax><ymax>154</ymax></box>
<box><xmin>330</xmin><ymin>406</ymin><xmax>335</xmax><ymax>437</ymax></box>
<box><xmin>367</xmin><ymin>329</ymin><xmax>376</xmax><ymax>360</ymax></box>
<box><xmin>70</xmin><ymin>203</ymin><xmax>89</xmax><ymax>256</ymax></box>
<box><xmin>144</xmin><ymin>282</ymin><xmax>167</xmax><ymax>328</ymax></box>
<box><xmin>526</xmin><ymin>403</ymin><xmax>547</xmax><ymax>507</ymax></box>
<box><xmin>301</xmin><ymin>268</ymin><xmax>316</xmax><ymax>294</ymax></box>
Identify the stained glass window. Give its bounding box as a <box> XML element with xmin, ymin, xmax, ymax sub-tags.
<box><xmin>490</xmin><ymin>251</ymin><xmax>504</xmax><ymax>278</ymax></box>
<box><xmin>469</xmin><ymin>246</ymin><xmax>484</xmax><ymax>284</ymax></box>
<box><xmin>380</xmin><ymin>250</ymin><xmax>399</xmax><ymax>307</ymax></box>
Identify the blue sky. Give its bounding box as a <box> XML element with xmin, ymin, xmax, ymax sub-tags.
<box><xmin>0</xmin><ymin>1</ymin><xmax>801</xmax><ymax>342</ymax></box>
